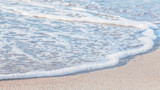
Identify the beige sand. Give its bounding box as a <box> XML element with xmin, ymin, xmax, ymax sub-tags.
<box><xmin>0</xmin><ymin>48</ymin><xmax>160</xmax><ymax>90</ymax></box>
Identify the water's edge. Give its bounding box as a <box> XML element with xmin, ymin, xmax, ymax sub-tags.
<box><xmin>1</xmin><ymin>38</ymin><xmax>160</xmax><ymax>81</ymax></box>
<box><xmin>0</xmin><ymin>0</ymin><xmax>160</xmax><ymax>80</ymax></box>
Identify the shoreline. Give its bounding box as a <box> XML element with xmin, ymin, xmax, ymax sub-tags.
<box><xmin>0</xmin><ymin>48</ymin><xmax>160</xmax><ymax>89</ymax></box>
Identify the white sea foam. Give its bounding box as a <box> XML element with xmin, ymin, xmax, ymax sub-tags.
<box><xmin>0</xmin><ymin>0</ymin><xmax>159</xmax><ymax>80</ymax></box>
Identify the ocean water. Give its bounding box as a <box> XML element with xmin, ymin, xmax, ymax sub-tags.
<box><xmin>0</xmin><ymin>0</ymin><xmax>159</xmax><ymax>80</ymax></box>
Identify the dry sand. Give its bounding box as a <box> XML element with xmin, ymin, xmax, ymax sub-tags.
<box><xmin>0</xmin><ymin>48</ymin><xmax>160</xmax><ymax>90</ymax></box>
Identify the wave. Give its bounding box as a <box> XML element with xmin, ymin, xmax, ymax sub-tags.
<box><xmin>0</xmin><ymin>0</ymin><xmax>159</xmax><ymax>80</ymax></box>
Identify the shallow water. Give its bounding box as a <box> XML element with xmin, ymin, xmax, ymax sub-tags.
<box><xmin>0</xmin><ymin>0</ymin><xmax>159</xmax><ymax>79</ymax></box>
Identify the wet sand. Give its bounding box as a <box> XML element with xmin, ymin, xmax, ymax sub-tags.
<box><xmin>0</xmin><ymin>48</ymin><xmax>160</xmax><ymax>90</ymax></box>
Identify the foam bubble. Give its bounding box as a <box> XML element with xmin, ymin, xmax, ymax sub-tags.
<box><xmin>0</xmin><ymin>0</ymin><xmax>159</xmax><ymax>80</ymax></box>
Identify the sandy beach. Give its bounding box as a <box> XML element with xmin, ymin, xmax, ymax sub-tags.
<box><xmin>0</xmin><ymin>47</ymin><xmax>159</xmax><ymax>90</ymax></box>
<box><xmin>0</xmin><ymin>0</ymin><xmax>160</xmax><ymax>90</ymax></box>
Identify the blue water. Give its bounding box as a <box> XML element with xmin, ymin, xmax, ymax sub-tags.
<box><xmin>0</xmin><ymin>0</ymin><xmax>159</xmax><ymax>80</ymax></box>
